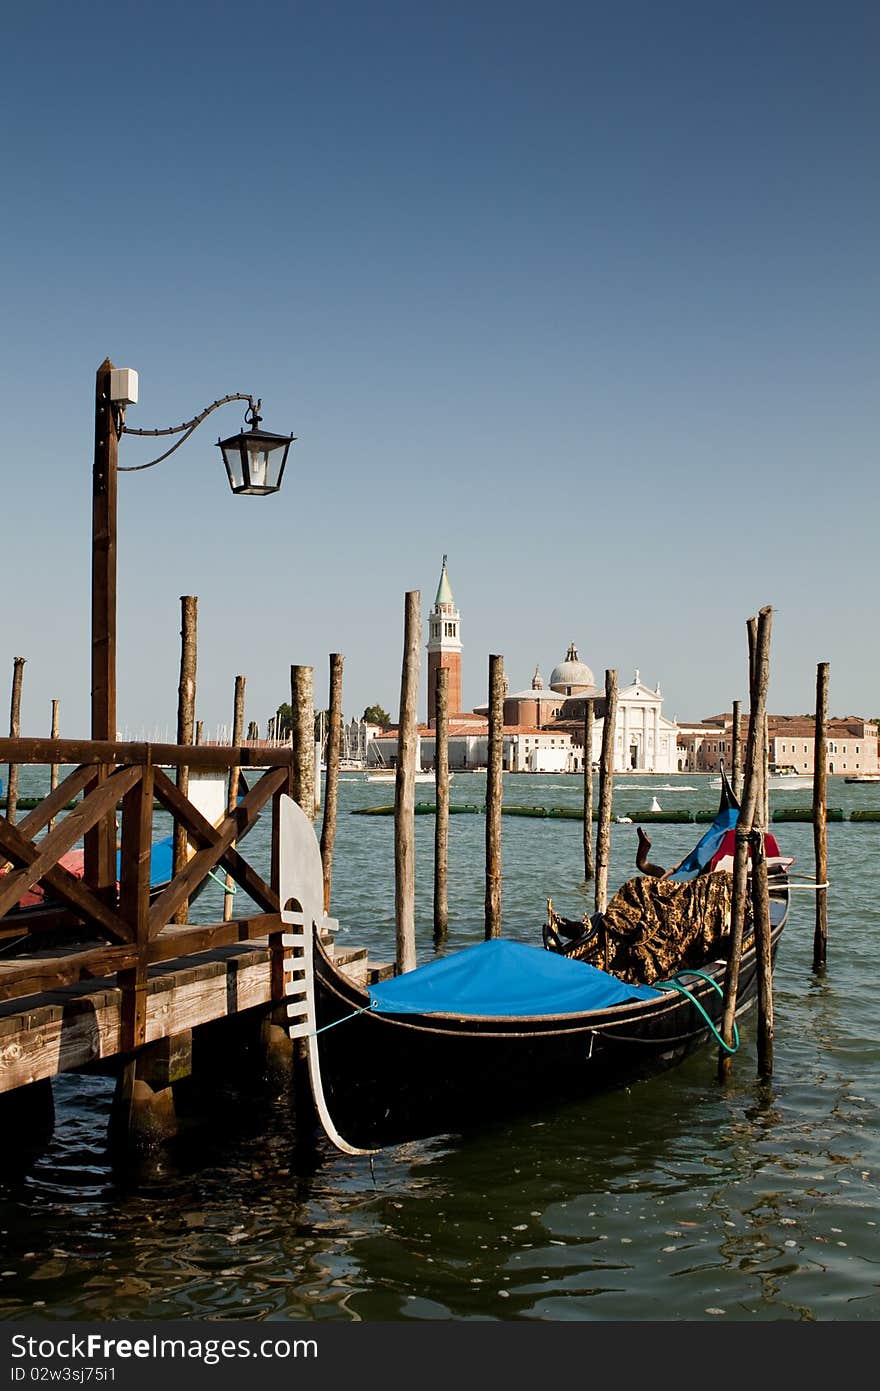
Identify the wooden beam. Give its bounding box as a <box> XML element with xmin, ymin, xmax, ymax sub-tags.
<box><xmin>0</xmin><ymin>943</ymin><xmax>277</xmax><ymax>1092</ymax></box>
<box><xmin>0</xmin><ymin>738</ymin><xmax>294</xmax><ymax>770</ymax></box>
<box><xmin>0</xmin><ymin>914</ymin><xmax>284</xmax><ymax>1003</ymax></box>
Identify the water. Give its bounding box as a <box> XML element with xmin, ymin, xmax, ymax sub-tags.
<box><xmin>1</xmin><ymin>772</ymin><xmax>879</xmax><ymax>1322</ymax></box>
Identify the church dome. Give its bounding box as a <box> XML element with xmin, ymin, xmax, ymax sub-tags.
<box><xmin>549</xmin><ymin>643</ymin><xmax>594</xmax><ymax>694</ymax></box>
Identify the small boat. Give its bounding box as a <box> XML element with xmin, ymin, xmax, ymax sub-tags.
<box><xmin>279</xmin><ymin>771</ymin><xmax>790</xmax><ymax>1153</ymax></box>
<box><xmin>3</xmin><ymin>771</ymin><xmax>250</xmax><ymax>924</ymax></box>
<box><xmin>711</xmin><ymin>764</ymin><xmax>812</xmax><ymax>791</ymax></box>
<box><xmin>366</xmin><ymin>769</ymin><xmax>448</xmax><ymax>784</ymax></box>
<box><xmin>844</xmin><ymin>773</ymin><xmax>880</xmax><ymax>784</ymax></box>
<box><xmin>767</xmin><ymin>764</ymin><xmax>813</xmax><ymax>788</ymax></box>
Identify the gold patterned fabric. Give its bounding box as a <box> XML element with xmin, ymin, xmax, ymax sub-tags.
<box><xmin>559</xmin><ymin>871</ymin><xmax>749</xmax><ymax>985</ymax></box>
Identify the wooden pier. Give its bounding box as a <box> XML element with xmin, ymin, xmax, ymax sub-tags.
<box><xmin>0</xmin><ymin>735</ymin><xmax>389</xmax><ymax>1151</ymax></box>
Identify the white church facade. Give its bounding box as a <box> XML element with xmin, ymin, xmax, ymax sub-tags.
<box><xmin>372</xmin><ymin>559</ymin><xmax>681</xmax><ymax>774</ymax></box>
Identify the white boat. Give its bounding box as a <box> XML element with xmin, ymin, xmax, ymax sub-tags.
<box><xmin>366</xmin><ymin>769</ymin><xmax>449</xmax><ymax>784</ymax></box>
<box><xmin>844</xmin><ymin>773</ymin><xmax>880</xmax><ymax>784</ymax></box>
<box><xmin>710</xmin><ymin>764</ymin><xmax>812</xmax><ymax>791</ymax></box>
<box><xmin>767</xmin><ymin>764</ymin><xmax>813</xmax><ymax>789</ymax></box>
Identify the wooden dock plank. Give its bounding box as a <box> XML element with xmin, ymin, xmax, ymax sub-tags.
<box><xmin>0</xmin><ymin>942</ymin><xmax>274</xmax><ymax>1093</ymax></box>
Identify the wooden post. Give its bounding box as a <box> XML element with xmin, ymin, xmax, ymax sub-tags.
<box><xmin>751</xmin><ymin>652</ymin><xmax>774</xmax><ymax>1079</ymax></box>
<box><xmin>751</xmin><ymin>826</ymin><xmax>773</xmax><ymax>1077</ymax></box>
<box><xmin>485</xmin><ymin>654</ymin><xmax>504</xmax><ymax>939</ymax></box>
<box><xmin>48</xmin><ymin>698</ymin><xmax>60</xmax><ymax>832</ymax></box>
<box><xmin>195</xmin><ymin>719</ymin><xmax>204</xmax><ymax>745</ymax></box>
<box><xmin>117</xmin><ymin>753</ymin><xmax>154</xmax><ymax>1066</ymax></box>
<box><xmin>595</xmin><ymin>669</ymin><xmax>618</xmax><ymax>914</ymax></box>
<box><xmin>719</xmin><ymin>606</ymin><xmax>772</xmax><ymax>1081</ymax></box>
<box><xmin>224</xmin><ymin>674</ymin><xmax>246</xmax><ymax>921</ymax></box>
<box><xmin>394</xmin><ymin>591</ymin><xmax>421</xmax><ymax>974</ymax></box>
<box><xmin>583</xmin><ymin>698</ymin><xmax>594</xmax><ymax>881</ymax></box>
<box><xmin>87</xmin><ymin>357</ymin><xmax>118</xmax><ymax>896</ymax></box>
<box><xmin>433</xmin><ymin>667</ymin><xmax>450</xmax><ymax>944</ymax></box>
<box><xmin>247</xmin><ymin>720</ymin><xmax>258</xmax><ymax>742</ymax></box>
<box><xmin>290</xmin><ymin>666</ymin><xmax>316</xmax><ymax>819</ymax></box>
<box><xmin>172</xmin><ymin>595</ymin><xmax>197</xmax><ymax>925</ymax></box>
<box><xmin>812</xmin><ymin>661</ymin><xmax>829</xmax><ymax>971</ymax></box>
<box><xmin>320</xmin><ymin>653</ymin><xmax>344</xmax><ymax>914</ymax></box>
<box><xmin>756</xmin><ymin>712</ymin><xmax>767</xmax><ymax>829</ymax></box>
<box><xmin>5</xmin><ymin>657</ymin><xmax>25</xmax><ymax>825</ymax></box>
<box><xmin>731</xmin><ymin>698</ymin><xmax>741</xmax><ymax>798</ymax></box>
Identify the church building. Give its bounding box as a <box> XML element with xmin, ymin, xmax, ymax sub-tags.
<box><xmin>371</xmin><ymin>557</ymin><xmax>680</xmax><ymax>773</ymax></box>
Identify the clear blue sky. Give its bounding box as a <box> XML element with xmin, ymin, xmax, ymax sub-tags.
<box><xmin>2</xmin><ymin>1</ymin><xmax>877</xmax><ymax>738</ymax></box>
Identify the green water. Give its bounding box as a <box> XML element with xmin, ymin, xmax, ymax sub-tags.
<box><xmin>1</xmin><ymin>772</ymin><xmax>878</xmax><ymax>1321</ymax></box>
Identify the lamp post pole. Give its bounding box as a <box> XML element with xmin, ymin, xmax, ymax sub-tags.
<box><xmin>85</xmin><ymin>358</ymin><xmax>120</xmax><ymax>892</ymax></box>
<box><xmin>91</xmin><ymin>357</ymin><xmax>118</xmax><ymax>746</ymax></box>
<box><xmin>83</xmin><ymin>357</ymin><xmax>294</xmax><ymax>901</ymax></box>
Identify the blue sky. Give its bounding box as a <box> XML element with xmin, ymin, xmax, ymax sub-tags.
<box><xmin>2</xmin><ymin>1</ymin><xmax>878</xmax><ymax>738</ymax></box>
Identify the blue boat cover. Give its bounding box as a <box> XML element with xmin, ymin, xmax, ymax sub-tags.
<box><xmin>667</xmin><ymin>806</ymin><xmax>739</xmax><ymax>881</ymax></box>
<box><xmin>368</xmin><ymin>939</ymin><xmax>661</xmax><ymax>1018</ymax></box>
<box><xmin>115</xmin><ymin>834</ymin><xmax>174</xmax><ymax>887</ymax></box>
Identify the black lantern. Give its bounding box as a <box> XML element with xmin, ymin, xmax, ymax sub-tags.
<box><xmin>218</xmin><ymin>400</ymin><xmax>295</xmax><ymax>495</ymax></box>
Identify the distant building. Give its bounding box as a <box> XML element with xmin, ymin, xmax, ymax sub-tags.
<box><xmin>372</xmin><ymin>558</ymin><xmax>680</xmax><ymax>772</ymax></box>
<box><xmin>426</xmin><ymin>554</ymin><xmax>463</xmax><ymax>722</ymax></box>
<box><xmin>677</xmin><ymin>714</ymin><xmax>880</xmax><ymax>775</ymax></box>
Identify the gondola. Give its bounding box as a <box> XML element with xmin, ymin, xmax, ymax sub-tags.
<box><xmin>279</xmin><ymin>776</ymin><xmax>790</xmax><ymax>1155</ymax></box>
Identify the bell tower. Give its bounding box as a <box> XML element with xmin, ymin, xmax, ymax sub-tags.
<box><xmin>427</xmin><ymin>554</ymin><xmax>462</xmax><ymax>723</ymax></box>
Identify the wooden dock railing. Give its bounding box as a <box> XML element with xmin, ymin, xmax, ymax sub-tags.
<box><xmin>0</xmin><ymin>738</ymin><xmax>294</xmax><ymax>1052</ymax></box>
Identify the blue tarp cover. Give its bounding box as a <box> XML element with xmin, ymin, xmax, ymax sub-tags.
<box><xmin>368</xmin><ymin>939</ymin><xmax>661</xmax><ymax>1018</ymax></box>
<box><xmin>115</xmin><ymin>835</ymin><xmax>174</xmax><ymax>887</ymax></box>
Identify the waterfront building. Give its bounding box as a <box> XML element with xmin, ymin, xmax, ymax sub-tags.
<box><xmin>370</xmin><ymin>558</ymin><xmax>680</xmax><ymax>772</ymax></box>
<box><xmin>677</xmin><ymin>714</ymin><xmax>880</xmax><ymax>775</ymax></box>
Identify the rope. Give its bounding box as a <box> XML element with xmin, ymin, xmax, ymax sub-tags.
<box><xmin>207</xmin><ymin>868</ymin><xmax>237</xmax><ymax>892</ymax></box>
<box><xmin>308</xmin><ymin>1003</ymin><xmax>375</xmax><ymax>1037</ymax></box>
<box><xmin>654</xmin><ymin>968</ymin><xmax>740</xmax><ymax>1054</ymax></box>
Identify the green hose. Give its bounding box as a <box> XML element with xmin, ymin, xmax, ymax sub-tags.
<box><xmin>654</xmin><ymin>968</ymin><xmax>740</xmax><ymax>1054</ymax></box>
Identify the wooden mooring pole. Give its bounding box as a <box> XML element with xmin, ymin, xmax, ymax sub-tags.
<box><xmin>290</xmin><ymin>666</ymin><xmax>316</xmax><ymax>820</ymax></box>
<box><xmin>751</xmin><ymin>614</ymin><xmax>774</xmax><ymax>1078</ymax></box>
<box><xmin>173</xmin><ymin>596</ymin><xmax>197</xmax><ymax>925</ymax></box>
<box><xmin>583</xmin><ymin>698</ymin><xmax>594</xmax><ymax>881</ymax></box>
<box><xmin>595</xmin><ymin>669</ymin><xmax>617</xmax><ymax>915</ymax></box>
<box><xmin>719</xmin><ymin>605</ymin><xmax>772</xmax><ymax>1082</ymax></box>
<box><xmin>395</xmin><ymin>591</ymin><xmax>420</xmax><ymax>974</ymax></box>
<box><xmin>48</xmin><ymin>699</ymin><xmax>60</xmax><ymax>831</ymax></box>
<box><xmin>433</xmin><ymin>665</ymin><xmax>450</xmax><ymax>944</ymax></box>
<box><xmin>731</xmin><ymin>698</ymin><xmax>741</xmax><ymax>798</ymax></box>
<box><xmin>812</xmin><ymin>661</ymin><xmax>829</xmax><ymax>971</ymax></box>
<box><xmin>5</xmin><ymin>656</ymin><xmax>25</xmax><ymax>825</ymax></box>
<box><xmin>320</xmin><ymin>653</ymin><xmax>344</xmax><ymax>914</ymax></box>
<box><xmin>485</xmin><ymin>654</ymin><xmax>504</xmax><ymax>939</ymax></box>
<box><xmin>224</xmin><ymin>674</ymin><xmax>246</xmax><ymax>921</ymax></box>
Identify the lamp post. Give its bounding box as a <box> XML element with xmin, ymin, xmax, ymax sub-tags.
<box><xmin>87</xmin><ymin>357</ymin><xmax>295</xmax><ymax>891</ymax></box>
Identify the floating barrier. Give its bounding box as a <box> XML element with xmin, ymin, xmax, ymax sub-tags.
<box><xmin>0</xmin><ymin>797</ymin><xmax>79</xmax><ymax>811</ymax></box>
<box><xmin>354</xmin><ymin>803</ymin><xmax>850</xmax><ymax>823</ymax></box>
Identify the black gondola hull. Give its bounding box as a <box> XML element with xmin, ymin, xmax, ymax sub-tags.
<box><xmin>312</xmin><ymin>905</ymin><xmax>787</xmax><ymax>1149</ymax></box>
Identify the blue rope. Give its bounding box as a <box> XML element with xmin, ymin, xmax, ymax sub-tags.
<box><xmin>654</xmin><ymin>968</ymin><xmax>740</xmax><ymax>1054</ymax></box>
<box><xmin>309</xmin><ymin>1003</ymin><xmax>375</xmax><ymax>1037</ymax></box>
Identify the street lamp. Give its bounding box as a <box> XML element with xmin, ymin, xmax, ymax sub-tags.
<box><xmin>218</xmin><ymin>402</ymin><xmax>294</xmax><ymax>496</ymax></box>
<box><xmin>88</xmin><ymin>357</ymin><xmax>295</xmax><ymax>888</ymax></box>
